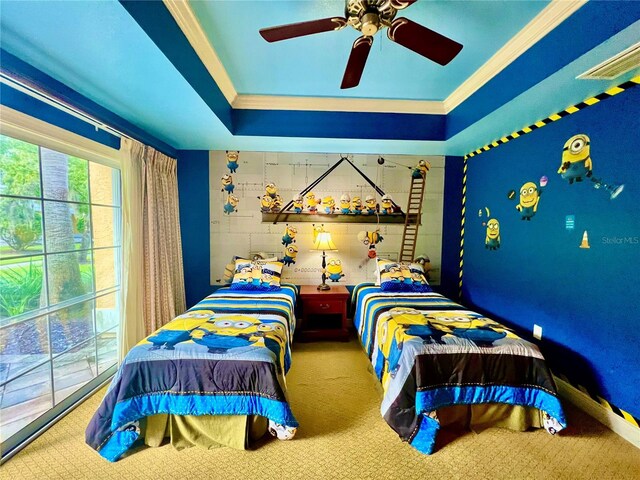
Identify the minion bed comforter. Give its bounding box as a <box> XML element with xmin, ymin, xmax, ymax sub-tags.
<box><xmin>352</xmin><ymin>284</ymin><xmax>566</xmax><ymax>454</ymax></box>
<box><xmin>86</xmin><ymin>285</ymin><xmax>298</xmax><ymax>462</ymax></box>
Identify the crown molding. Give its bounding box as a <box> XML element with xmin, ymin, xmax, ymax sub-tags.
<box><xmin>165</xmin><ymin>0</ymin><xmax>584</xmax><ymax>115</ymax></box>
<box><xmin>232</xmin><ymin>95</ymin><xmax>446</xmax><ymax>114</ymax></box>
<box><xmin>163</xmin><ymin>0</ymin><xmax>237</xmax><ymax>105</ymax></box>
<box><xmin>443</xmin><ymin>0</ymin><xmax>587</xmax><ymax>112</ymax></box>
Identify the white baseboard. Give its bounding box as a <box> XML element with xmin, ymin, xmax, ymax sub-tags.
<box><xmin>554</xmin><ymin>375</ymin><xmax>640</xmax><ymax>449</ymax></box>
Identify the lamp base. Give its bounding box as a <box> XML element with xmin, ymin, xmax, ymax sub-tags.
<box><xmin>317</xmin><ymin>283</ymin><xmax>331</xmax><ymax>291</ymax></box>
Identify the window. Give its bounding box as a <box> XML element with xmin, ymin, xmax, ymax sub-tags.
<box><xmin>0</xmin><ymin>134</ymin><xmax>121</xmax><ymax>453</ymax></box>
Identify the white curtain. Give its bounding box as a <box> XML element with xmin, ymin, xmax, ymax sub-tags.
<box><xmin>118</xmin><ymin>138</ymin><xmax>186</xmax><ymax>361</ymax></box>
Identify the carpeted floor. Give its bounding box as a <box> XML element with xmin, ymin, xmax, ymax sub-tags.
<box><xmin>2</xmin><ymin>339</ymin><xmax>639</xmax><ymax>479</ymax></box>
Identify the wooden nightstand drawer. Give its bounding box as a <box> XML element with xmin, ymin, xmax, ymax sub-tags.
<box><xmin>305</xmin><ymin>299</ymin><xmax>345</xmax><ymax>315</ymax></box>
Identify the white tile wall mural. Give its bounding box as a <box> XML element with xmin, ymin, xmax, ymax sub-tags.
<box><xmin>209</xmin><ymin>151</ymin><xmax>444</xmax><ymax>286</ymax></box>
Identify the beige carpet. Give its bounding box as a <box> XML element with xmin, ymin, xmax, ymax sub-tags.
<box><xmin>2</xmin><ymin>339</ymin><xmax>639</xmax><ymax>479</ymax></box>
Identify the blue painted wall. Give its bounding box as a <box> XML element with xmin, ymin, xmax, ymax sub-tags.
<box><xmin>176</xmin><ymin>150</ymin><xmax>212</xmax><ymax>308</ymax></box>
<box><xmin>462</xmin><ymin>87</ymin><xmax>640</xmax><ymax>416</ymax></box>
<box><xmin>438</xmin><ymin>156</ymin><xmax>464</xmax><ymax>300</ymax></box>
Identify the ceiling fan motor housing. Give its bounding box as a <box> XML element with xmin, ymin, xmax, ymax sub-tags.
<box><xmin>346</xmin><ymin>0</ymin><xmax>403</xmax><ymax>35</ymax></box>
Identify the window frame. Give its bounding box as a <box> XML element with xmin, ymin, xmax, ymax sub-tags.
<box><xmin>0</xmin><ymin>105</ymin><xmax>124</xmax><ymax>461</ymax></box>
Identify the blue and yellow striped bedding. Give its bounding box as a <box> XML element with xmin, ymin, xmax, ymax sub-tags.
<box><xmin>86</xmin><ymin>285</ymin><xmax>298</xmax><ymax>461</ymax></box>
<box><xmin>352</xmin><ymin>283</ymin><xmax>566</xmax><ymax>454</ymax></box>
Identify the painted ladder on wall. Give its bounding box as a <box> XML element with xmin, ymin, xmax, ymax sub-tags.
<box><xmin>399</xmin><ymin>174</ymin><xmax>426</xmax><ymax>262</ymax></box>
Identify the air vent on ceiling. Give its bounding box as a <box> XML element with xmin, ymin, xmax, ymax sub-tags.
<box><xmin>577</xmin><ymin>42</ymin><xmax>640</xmax><ymax>80</ymax></box>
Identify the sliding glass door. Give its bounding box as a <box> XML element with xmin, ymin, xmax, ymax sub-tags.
<box><xmin>0</xmin><ymin>134</ymin><xmax>121</xmax><ymax>456</ymax></box>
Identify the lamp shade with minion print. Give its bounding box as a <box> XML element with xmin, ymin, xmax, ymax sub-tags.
<box><xmin>311</xmin><ymin>230</ymin><xmax>337</xmax><ymax>290</ymax></box>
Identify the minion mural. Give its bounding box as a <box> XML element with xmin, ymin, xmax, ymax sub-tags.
<box><xmin>226</xmin><ymin>150</ymin><xmax>239</xmax><ymax>173</ymax></box>
<box><xmin>558</xmin><ymin>133</ymin><xmax>624</xmax><ymax>199</ymax></box>
<box><xmin>485</xmin><ymin>219</ymin><xmax>501</xmax><ymax>250</ymax></box>
<box><xmin>306</xmin><ymin>192</ymin><xmax>319</xmax><ymax>213</ymax></box>
<box><xmin>282</xmin><ymin>244</ymin><xmax>298</xmax><ymax>266</ymax></box>
<box><xmin>292</xmin><ymin>194</ymin><xmax>304</xmax><ymax>213</ymax></box>
<box><xmin>282</xmin><ymin>224</ymin><xmax>297</xmax><ymax>246</ymax></box>
<box><xmin>340</xmin><ymin>194</ymin><xmax>351</xmax><ymax>214</ymax></box>
<box><xmin>224</xmin><ymin>195</ymin><xmax>239</xmax><ymax>215</ymax></box>
<box><xmin>327</xmin><ymin>258</ymin><xmax>345</xmax><ymax>282</ymax></box>
<box><xmin>380</xmin><ymin>194</ymin><xmax>394</xmax><ymax>215</ymax></box>
<box><xmin>351</xmin><ymin>196</ymin><xmax>363</xmax><ymax>215</ymax></box>
<box><xmin>515</xmin><ymin>181</ymin><xmax>542</xmax><ymax>220</ymax></box>
<box><xmin>322</xmin><ymin>196</ymin><xmax>336</xmax><ymax>214</ymax></box>
<box><xmin>358</xmin><ymin>230</ymin><xmax>383</xmax><ymax>259</ymax></box>
<box><xmin>221</xmin><ymin>174</ymin><xmax>234</xmax><ymax>194</ymax></box>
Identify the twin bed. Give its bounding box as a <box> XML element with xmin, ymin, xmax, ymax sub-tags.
<box><xmin>86</xmin><ymin>279</ymin><xmax>565</xmax><ymax>461</ymax></box>
<box><xmin>86</xmin><ymin>285</ymin><xmax>299</xmax><ymax>461</ymax></box>
<box><xmin>352</xmin><ymin>283</ymin><xmax>566</xmax><ymax>454</ymax></box>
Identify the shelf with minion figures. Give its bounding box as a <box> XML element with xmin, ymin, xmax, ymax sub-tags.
<box><xmin>261</xmin><ymin>155</ymin><xmax>415</xmax><ymax>224</ymax></box>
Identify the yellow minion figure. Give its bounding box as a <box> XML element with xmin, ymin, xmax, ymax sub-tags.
<box><xmin>292</xmin><ymin>194</ymin><xmax>304</xmax><ymax>213</ymax></box>
<box><xmin>258</xmin><ymin>194</ymin><xmax>273</xmax><ymax>213</ymax></box>
<box><xmin>340</xmin><ymin>194</ymin><xmax>351</xmax><ymax>214</ymax></box>
<box><xmin>322</xmin><ymin>195</ymin><xmax>336</xmax><ymax>214</ymax></box>
<box><xmin>364</xmin><ymin>195</ymin><xmax>377</xmax><ymax>215</ymax></box>
<box><xmin>558</xmin><ymin>134</ymin><xmax>592</xmax><ymax>184</ymax></box>
<box><xmin>357</xmin><ymin>230</ymin><xmax>383</xmax><ymax>246</ymax></box>
<box><xmin>516</xmin><ymin>182</ymin><xmax>541</xmax><ymax>221</ymax></box>
<box><xmin>224</xmin><ymin>194</ymin><xmax>239</xmax><ymax>215</ymax></box>
<box><xmin>272</xmin><ymin>194</ymin><xmax>283</xmax><ymax>212</ymax></box>
<box><xmin>282</xmin><ymin>244</ymin><xmax>298</xmax><ymax>266</ymax></box>
<box><xmin>282</xmin><ymin>224</ymin><xmax>297</xmax><ymax>246</ymax></box>
<box><xmin>306</xmin><ymin>192</ymin><xmax>319</xmax><ymax>213</ymax></box>
<box><xmin>221</xmin><ymin>174</ymin><xmax>234</xmax><ymax>194</ymax></box>
<box><xmin>485</xmin><ymin>218</ymin><xmax>500</xmax><ymax>250</ymax></box>
<box><xmin>380</xmin><ymin>194</ymin><xmax>394</xmax><ymax>215</ymax></box>
<box><xmin>351</xmin><ymin>196</ymin><xmax>363</xmax><ymax>215</ymax></box>
<box><xmin>265</xmin><ymin>182</ymin><xmax>278</xmax><ymax>199</ymax></box>
<box><xmin>327</xmin><ymin>258</ymin><xmax>345</xmax><ymax>282</ymax></box>
<box><xmin>412</xmin><ymin>159</ymin><xmax>430</xmax><ymax>178</ymax></box>
<box><xmin>226</xmin><ymin>150</ymin><xmax>239</xmax><ymax>173</ymax></box>
<box><xmin>312</xmin><ymin>224</ymin><xmax>324</xmax><ymax>243</ymax></box>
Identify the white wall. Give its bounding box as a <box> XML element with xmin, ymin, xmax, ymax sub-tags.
<box><xmin>209</xmin><ymin>151</ymin><xmax>444</xmax><ymax>286</ymax></box>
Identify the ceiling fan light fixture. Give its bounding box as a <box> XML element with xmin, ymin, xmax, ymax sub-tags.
<box><xmin>361</xmin><ymin>12</ymin><xmax>380</xmax><ymax>36</ymax></box>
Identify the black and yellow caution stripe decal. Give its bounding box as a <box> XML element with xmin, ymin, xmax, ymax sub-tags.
<box><xmin>463</xmin><ymin>76</ymin><xmax>640</xmax><ymax>161</ymax></box>
<box><xmin>555</xmin><ymin>372</ymin><xmax>640</xmax><ymax>429</ymax></box>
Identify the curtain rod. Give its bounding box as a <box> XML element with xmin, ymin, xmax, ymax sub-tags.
<box><xmin>0</xmin><ymin>71</ymin><xmax>133</xmax><ymax>142</ymax></box>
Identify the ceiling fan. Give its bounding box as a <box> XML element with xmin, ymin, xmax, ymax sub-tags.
<box><xmin>259</xmin><ymin>0</ymin><xmax>463</xmax><ymax>89</ymax></box>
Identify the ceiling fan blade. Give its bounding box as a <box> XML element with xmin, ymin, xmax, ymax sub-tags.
<box><xmin>260</xmin><ymin>17</ymin><xmax>347</xmax><ymax>42</ymax></box>
<box><xmin>388</xmin><ymin>17</ymin><xmax>463</xmax><ymax>66</ymax></box>
<box><xmin>341</xmin><ymin>36</ymin><xmax>373</xmax><ymax>89</ymax></box>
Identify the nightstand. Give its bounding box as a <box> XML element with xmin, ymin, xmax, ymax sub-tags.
<box><xmin>297</xmin><ymin>285</ymin><xmax>350</xmax><ymax>341</ymax></box>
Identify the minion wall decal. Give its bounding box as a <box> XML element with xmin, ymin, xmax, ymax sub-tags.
<box><xmin>282</xmin><ymin>244</ymin><xmax>298</xmax><ymax>266</ymax></box>
<box><xmin>265</xmin><ymin>182</ymin><xmax>278</xmax><ymax>199</ymax></box>
<box><xmin>364</xmin><ymin>195</ymin><xmax>377</xmax><ymax>215</ymax></box>
<box><xmin>258</xmin><ymin>194</ymin><xmax>273</xmax><ymax>213</ymax></box>
<box><xmin>292</xmin><ymin>194</ymin><xmax>304</xmax><ymax>213</ymax></box>
<box><xmin>351</xmin><ymin>196</ymin><xmax>363</xmax><ymax>215</ymax></box>
<box><xmin>272</xmin><ymin>194</ymin><xmax>283</xmax><ymax>213</ymax></box>
<box><xmin>559</xmin><ymin>134</ymin><xmax>592</xmax><ymax>184</ymax></box>
<box><xmin>281</xmin><ymin>224</ymin><xmax>297</xmax><ymax>246</ymax></box>
<box><xmin>485</xmin><ymin>218</ymin><xmax>501</xmax><ymax>250</ymax></box>
<box><xmin>380</xmin><ymin>194</ymin><xmax>394</xmax><ymax>215</ymax></box>
<box><xmin>340</xmin><ymin>194</ymin><xmax>351</xmax><ymax>214</ymax></box>
<box><xmin>312</xmin><ymin>223</ymin><xmax>324</xmax><ymax>243</ymax></box>
<box><xmin>327</xmin><ymin>258</ymin><xmax>345</xmax><ymax>282</ymax></box>
<box><xmin>412</xmin><ymin>159</ymin><xmax>430</xmax><ymax>178</ymax></box>
<box><xmin>306</xmin><ymin>192</ymin><xmax>319</xmax><ymax>213</ymax></box>
<box><xmin>358</xmin><ymin>230</ymin><xmax>384</xmax><ymax>259</ymax></box>
<box><xmin>322</xmin><ymin>195</ymin><xmax>335</xmax><ymax>214</ymax></box>
<box><xmin>226</xmin><ymin>151</ymin><xmax>239</xmax><ymax>173</ymax></box>
<box><xmin>515</xmin><ymin>181</ymin><xmax>542</xmax><ymax>220</ymax></box>
<box><xmin>224</xmin><ymin>194</ymin><xmax>239</xmax><ymax>215</ymax></box>
<box><xmin>558</xmin><ymin>134</ymin><xmax>624</xmax><ymax>199</ymax></box>
<box><xmin>221</xmin><ymin>174</ymin><xmax>234</xmax><ymax>194</ymax></box>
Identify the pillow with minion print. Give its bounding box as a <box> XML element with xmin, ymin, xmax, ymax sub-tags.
<box><xmin>376</xmin><ymin>258</ymin><xmax>432</xmax><ymax>293</ymax></box>
<box><xmin>230</xmin><ymin>258</ymin><xmax>283</xmax><ymax>291</ymax></box>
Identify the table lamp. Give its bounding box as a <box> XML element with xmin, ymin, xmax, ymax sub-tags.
<box><xmin>312</xmin><ymin>230</ymin><xmax>337</xmax><ymax>290</ymax></box>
